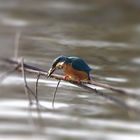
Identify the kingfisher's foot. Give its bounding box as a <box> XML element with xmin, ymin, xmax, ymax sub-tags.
<box><xmin>64</xmin><ymin>75</ymin><xmax>71</xmax><ymax>80</ymax></box>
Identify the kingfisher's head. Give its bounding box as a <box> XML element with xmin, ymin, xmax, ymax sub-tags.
<box><xmin>47</xmin><ymin>55</ymin><xmax>67</xmax><ymax>77</ymax></box>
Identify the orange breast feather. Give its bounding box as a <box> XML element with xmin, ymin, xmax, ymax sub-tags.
<box><xmin>63</xmin><ymin>63</ymin><xmax>89</xmax><ymax>81</ymax></box>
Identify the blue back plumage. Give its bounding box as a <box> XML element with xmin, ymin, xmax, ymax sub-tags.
<box><xmin>66</xmin><ymin>56</ymin><xmax>92</xmax><ymax>74</ymax></box>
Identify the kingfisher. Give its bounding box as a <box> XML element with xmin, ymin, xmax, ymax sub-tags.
<box><xmin>47</xmin><ymin>55</ymin><xmax>92</xmax><ymax>81</ymax></box>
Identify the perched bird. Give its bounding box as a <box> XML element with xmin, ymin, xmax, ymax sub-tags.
<box><xmin>47</xmin><ymin>55</ymin><xmax>92</xmax><ymax>81</ymax></box>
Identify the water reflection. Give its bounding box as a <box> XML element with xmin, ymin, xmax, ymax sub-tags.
<box><xmin>0</xmin><ymin>99</ymin><xmax>140</xmax><ymax>140</ymax></box>
<box><xmin>105</xmin><ymin>77</ymin><xmax>127</xmax><ymax>83</ymax></box>
<box><xmin>1</xmin><ymin>18</ymin><xmax>28</xmax><ymax>27</ymax></box>
<box><xmin>132</xmin><ymin>57</ymin><xmax>140</xmax><ymax>65</ymax></box>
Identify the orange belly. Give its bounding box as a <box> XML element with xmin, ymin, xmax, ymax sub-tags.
<box><xmin>63</xmin><ymin>63</ymin><xmax>89</xmax><ymax>81</ymax></box>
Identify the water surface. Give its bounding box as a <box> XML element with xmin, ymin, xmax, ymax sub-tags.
<box><xmin>0</xmin><ymin>0</ymin><xmax>140</xmax><ymax>140</ymax></box>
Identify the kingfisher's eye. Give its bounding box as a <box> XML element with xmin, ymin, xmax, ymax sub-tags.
<box><xmin>58</xmin><ymin>65</ymin><xmax>63</xmax><ymax>69</ymax></box>
<box><xmin>56</xmin><ymin>64</ymin><xmax>62</xmax><ymax>69</ymax></box>
<box><xmin>56</xmin><ymin>62</ymin><xmax>64</xmax><ymax>69</ymax></box>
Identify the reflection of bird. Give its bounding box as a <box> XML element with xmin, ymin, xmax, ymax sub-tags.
<box><xmin>47</xmin><ymin>55</ymin><xmax>92</xmax><ymax>81</ymax></box>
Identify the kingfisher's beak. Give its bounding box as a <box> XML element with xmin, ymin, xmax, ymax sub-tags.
<box><xmin>47</xmin><ymin>61</ymin><xmax>65</xmax><ymax>78</ymax></box>
<box><xmin>47</xmin><ymin>67</ymin><xmax>56</xmax><ymax>77</ymax></box>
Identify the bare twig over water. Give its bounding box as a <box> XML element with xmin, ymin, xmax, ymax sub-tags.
<box><xmin>1</xmin><ymin>58</ymin><xmax>140</xmax><ymax>114</ymax></box>
<box><xmin>20</xmin><ymin>58</ymin><xmax>40</xmax><ymax>105</ymax></box>
<box><xmin>52</xmin><ymin>80</ymin><xmax>61</xmax><ymax>108</ymax></box>
<box><xmin>35</xmin><ymin>72</ymin><xmax>41</xmax><ymax>105</ymax></box>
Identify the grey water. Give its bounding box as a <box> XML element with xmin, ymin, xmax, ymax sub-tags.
<box><xmin>0</xmin><ymin>0</ymin><xmax>140</xmax><ymax>140</ymax></box>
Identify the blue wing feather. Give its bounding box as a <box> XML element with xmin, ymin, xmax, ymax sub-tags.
<box><xmin>68</xmin><ymin>57</ymin><xmax>91</xmax><ymax>73</ymax></box>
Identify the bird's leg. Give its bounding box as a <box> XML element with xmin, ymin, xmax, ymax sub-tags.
<box><xmin>77</xmin><ymin>79</ymin><xmax>82</xmax><ymax>84</ymax></box>
<box><xmin>64</xmin><ymin>75</ymin><xmax>71</xmax><ymax>80</ymax></box>
<box><xmin>64</xmin><ymin>75</ymin><xmax>81</xmax><ymax>84</ymax></box>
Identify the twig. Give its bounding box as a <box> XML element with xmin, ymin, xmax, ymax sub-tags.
<box><xmin>52</xmin><ymin>80</ymin><xmax>61</xmax><ymax>108</ymax></box>
<box><xmin>5</xmin><ymin>28</ymin><xmax>48</xmax><ymax>137</ymax></box>
<box><xmin>87</xmin><ymin>80</ymin><xmax>127</xmax><ymax>95</ymax></box>
<box><xmin>0</xmin><ymin>58</ymin><xmax>134</xmax><ymax>97</ymax></box>
<box><xmin>72</xmin><ymin>81</ymin><xmax>130</xmax><ymax>110</ymax></box>
<box><xmin>35</xmin><ymin>72</ymin><xmax>41</xmax><ymax>105</ymax></box>
<box><xmin>0</xmin><ymin>58</ymin><xmax>129</xmax><ymax>96</ymax></box>
<box><xmin>21</xmin><ymin>58</ymin><xmax>40</xmax><ymax>105</ymax></box>
<box><xmin>21</xmin><ymin>58</ymin><xmax>32</xmax><ymax>105</ymax></box>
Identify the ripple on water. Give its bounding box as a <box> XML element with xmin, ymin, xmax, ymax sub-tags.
<box><xmin>57</xmin><ymin>39</ymin><xmax>128</xmax><ymax>48</ymax></box>
<box><xmin>46</xmin><ymin>127</ymin><xmax>140</xmax><ymax>140</ymax></box>
<box><xmin>105</xmin><ymin>77</ymin><xmax>127</xmax><ymax>83</ymax></box>
<box><xmin>1</xmin><ymin>17</ymin><xmax>28</xmax><ymax>27</ymax></box>
<box><xmin>46</xmin><ymin>118</ymin><xmax>140</xmax><ymax>139</ymax></box>
<box><xmin>0</xmin><ymin>99</ymin><xmax>68</xmax><ymax>111</ymax></box>
<box><xmin>1</xmin><ymin>75</ymin><xmax>103</xmax><ymax>91</ymax></box>
<box><xmin>132</xmin><ymin>57</ymin><xmax>140</xmax><ymax>65</ymax></box>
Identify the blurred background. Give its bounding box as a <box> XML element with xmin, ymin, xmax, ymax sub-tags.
<box><xmin>0</xmin><ymin>0</ymin><xmax>140</xmax><ymax>140</ymax></box>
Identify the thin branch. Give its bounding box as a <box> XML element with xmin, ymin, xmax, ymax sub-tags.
<box><xmin>87</xmin><ymin>80</ymin><xmax>127</xmax><ymax>95</ymax></box>
<box><xmin>1</xmin><ymin>58</ymin><xmax>140</xmax><ymax>114</ymax></box>
<box><xmin>72</xmin><ymin>81</ymin><xmax>130</xmax><ymax>110</ymax></box>
<box><xmin>35</xmin><ymin>72</ymin><xmax>41</xmax><ymax>105</ymax></box>
<box><xmin>52</xmin><ymin>80</ymin><xmax>61</xmax><ymax>108</ymax></box>
<box><xmin>21</xmin><ymin>58</ymin><xmax>32</xmax><ymax>105</ymax></box>
<box><xmin>0</xmin><ymin>58</ymin><xmax>129</xmax><ymax>96</ymax></box>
